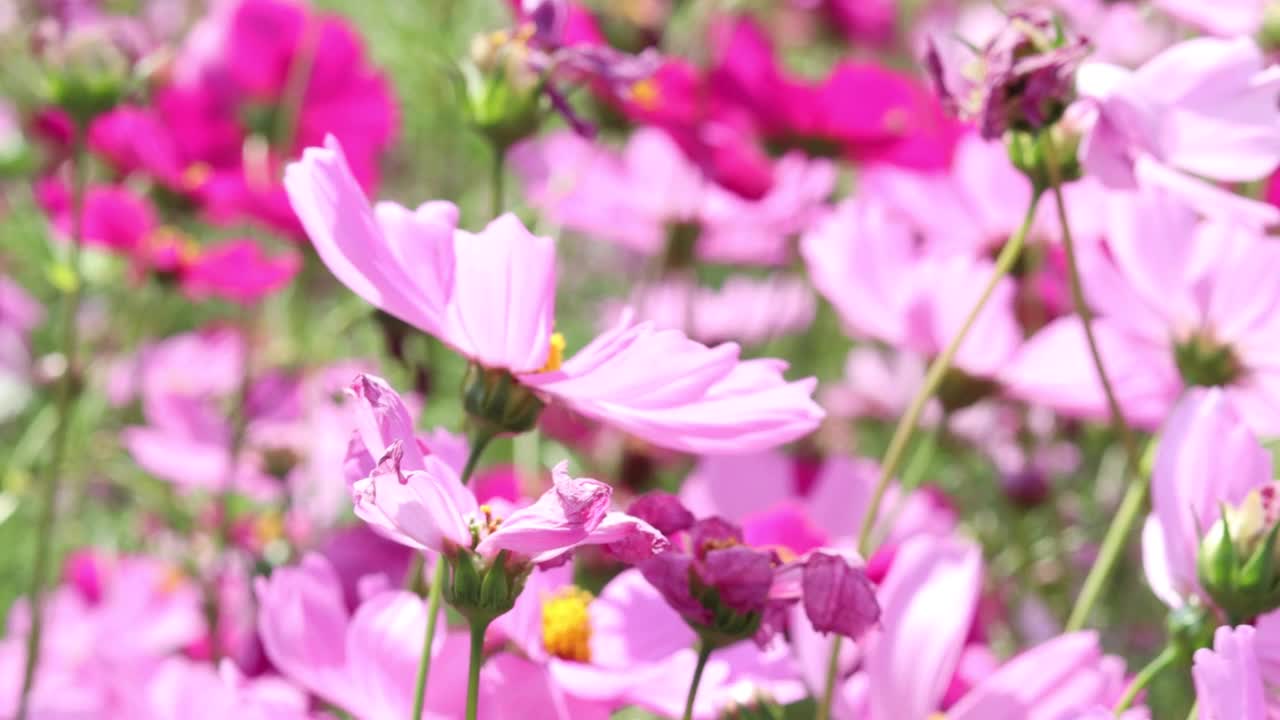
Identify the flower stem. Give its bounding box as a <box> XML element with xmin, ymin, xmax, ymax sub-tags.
<box><xmin>682</xmin><ymin>643</ymin><xmax>715</xmax><ymax>720</ymax></box>
<box><xmin>817</xmin><ymin>190</ymin><xmax>1045</xmax><ymax>720</ymax></box>
<box><xmin>465</xmin><ymin>619</ymin><xmax>490</xmax><ymax>720</ymax></box>
<box><xmin>1186</xmin><ymin>701</ymin><xmax>1198</xmax><ymax>720</ymax></box>
<box><xmin>1042</xmin><ymin>132</ymin><xmax>1145</xmax><ymax>633</ymax></box>
<box><xmin>17</xmin><ymin>129</ymin><xmax>89</xmax><ymax>720</ymax></box>
<box><xmin>1114</xmin><ymin>646</ymin><xmax>1178</xmax><ymax>713</ymax></box>
<box><xmin>491</xmin><ymin>142</ymin><xmax>506</xmax><ymax>218</ymax></box>
<box><xmin>1065</xmin><ymin>470</ymin><xmax>1149</xmax><ymax>632</ymax></box>
<box><xmin>815</xmin><ymin>636</ymin><xmax>842</xmax><ymax>720</ymax></box>
<box><xmin>410</xmin><ymin>430</ymin><xmax>495</xmax><ymax>720</ymax></box>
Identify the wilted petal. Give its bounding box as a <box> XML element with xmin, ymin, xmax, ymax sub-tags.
<box><xmin>352</xmin><ymin>451</ymin><xmax>477</xmax><ymax>554</ymax></box>
<box><xmin>476</xmin><ymin>462</ymin><xmax>614</xmax><ymax>562</ymax></box>
<box><xmin>801</xmin><ymin>552</ymin><xmax>879</xmax><ymax>639</ymax></box>
<box><xmin>628</xmin><ymin>492</ymin><xmax>695</xmax><ymax>537</ymax></box>
<box><xmin>699</xmin><ymin>546</ymin><xmax>774</xmax><ymax>614</ymax></box>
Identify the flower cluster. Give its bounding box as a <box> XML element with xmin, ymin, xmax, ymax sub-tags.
<box><xmin>6</xmin><ymin>0</ymin><xmax>1280</xmax><ymax>718</ymax></box>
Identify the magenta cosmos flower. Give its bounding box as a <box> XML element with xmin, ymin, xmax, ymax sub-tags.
<box><xmin>345</xmin><ymin>373</ymin><xmax>666</xmax><ymax>567</ymax></box>
<box><xmin>1076</xmin><ymin>36</ymin><xmax>1280</xmax><ymax>225</ymax></box>
<box><xmin>285</xmin><ymin>137</ymin><xmax>823</xmax><ymax>454</ymax></box>
<box><xmin>493</xmin><ymin>563</ymin><xmax>804</xmax><ymax>718</ymax></box>
<box><xmin>1005</xmin><ymin>189</ymin><xmax>1280</xmax><ymax>434</ymax></box>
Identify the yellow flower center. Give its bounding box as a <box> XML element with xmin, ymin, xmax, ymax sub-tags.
<box><xmin>541</xmin><ymin>585</ymin><xmax>594</xmax><ymax>662</ymax></box>
<box><xmin>182</xmin><ymin>162</ymin><xmax>213</xmax><ymax>190</ymax></box>
<box><xmin>629</xmin><ymin>78</ymin><xmax>661</xmax><ymax>111</ymax></box>
<box><xmin>928</xmin><ymin>714</ymin><xmax>947</xmax><ymax>720</ymax></box>
<box><xmin>255</xmin><ymin>511</ymin><xmax>285</xmax><ymax>545</ymax></box>
<box><xmin>540</xmin><ymin>332</ymin><xmax>566</xmax><ymax>373</ymax></box>
<box><xmin>158</xmin><ymin>565</ymin><xmax>185</xmax><ymax>595</ymax></box>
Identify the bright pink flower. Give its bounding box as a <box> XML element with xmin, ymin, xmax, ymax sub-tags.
<box><xmin>1076</xmin><ymin>37</ymin><xmax>1280</xmax><ymax>225</ymax></box>
<box><xmin>1005</xmin><ymin>189</ymin><xmax>1280</xmax><ymax>433</ymax></box>
<box><xmin>1193</xmin><ymin>624</ymin><xmax>1276</xmax><ymax>720</ymax></box>
<box><xmin>286</xmin><ymin>137</ymin><xmax>823</xmax><ymax>454</ymax></box>
<box><xmin>511</xmin><ymin>128</ymin><xmax>834</xmax><ymax>266</ymax></box>
<box><xmin>802</xmin><ymin>196</ymin><xmax>1022</xmax><ymax>381</ymax></box>
<box><xmin>1140</xmin><ymin>389</ymin><xmax>1272</xmax><ymax>609</ymax></box>
<box><xmin>91</xmin><ymin>0</ymin><xmax>397</xmax><ymax>237</ymax></box>
<box><xmin>712</xmin><ymin>17</ymin><xmax>961</xmax><ymax>168</ymax></box>
<box><xmin>36</xmin><ymin>178</ymin><xmax>299</xmax><ymax>302</ymax></box>
<box><xmin>494</xmin><ymin>564</ymin><xmax>805</xmax><ymax>718</ymax></box>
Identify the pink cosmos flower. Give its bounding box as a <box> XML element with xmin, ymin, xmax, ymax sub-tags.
<box><xmin>121</xmin><ymin>328</ymin><xmax>284</xmax><ymax>500</ymax></box>
<box><xmin>600</xmin><ymin>275</ymin><xmax>815</xmax><ymax>347</ymax></box>
<box><xmin>1005</xmin><ymin>189</ymin><xmax>1280</xmax><ymax>434</ymax></box>
<box><xmin>286</xmin><ymin>136</ymin><xmax>823</xmax><ymax>454</ymax></box>
<box><xmin>0</xmin><ymin>553</ymin><xmax>205</xmax><ymax>718</ymax></box>
<box><xmin>1153</xmin><ymin>0</ymin><xmax>1265</xmax><ymax>37</ymax></box>
<box><xmin>838</xmin><ymin>536</ymin><xmax>1127</xmax><ymax>719</ymax></box>
<box><xmin>345</xmin><ymin>373</ymin><xmax>666</xmax><ymax>567</ymax></box>
<box><xmin>802</xmin><ymin>196</ymin><xmax>1022</xmax><ymax>383</ymax></box>
<box><xmin>135</xmin><ymin>658</ymin><xmax>311</xmax><ymax>720</ymax></box>
<box><xmin>1192</xmin><ymin>624</ymin><xmax>1278</xmax><ymax>720</ymax></box>
<box><xmin>1075</xmin><ymin>36</ymin><xmax>1280</xmax><ymax>225</ymax></box>
<box><xmin>511</xmin><ymin>128</ymin><xmax>834</xmax><ymax>266</ymax></box>
<box><xmin>1140</xmin><ymin>389</ymin><xmax>1273</xmax><ymax>610</ymax></box>
<box><xmin>495</xmin><ymin>563</ymin><xmax>805</xmax><ymax>718</ymax></box>
<box><xmin>678</xmin><ymin>451</ymin><xmax>954</xmax><ymax>553</ymax></box>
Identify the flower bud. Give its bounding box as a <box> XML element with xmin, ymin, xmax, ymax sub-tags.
<box><xmin>1197</xmin><ymin>484</ymin><xmax>1280</xmax><ymax>622</ymax></box>
<box><xmin>1005</xmin><ymin>124</ymin><xmax>1083</xmax><ymax>192</ymax></box>
<box><xmin>1175</xmin><ymin>333</ymin><xmax>1243</xmax><ymax>389</ymax></box>
<box><xmin>35</xmin><ymin>20</ymin><xmax>135</xmax><ymax>125</ymax></box>
<box><xmin>461</xmin><ymin>29</ymin><xmax>546</xmax><ymax>152</ymax></box>
<box><xmin>443</xmin><ymin>550</ymin><xmax>528</xmax><ymax>625</ymax></box>
<box><xmin>462</xmin><ymin>364</ymin><xmax>545</xmax><ymax>437</ymax></box>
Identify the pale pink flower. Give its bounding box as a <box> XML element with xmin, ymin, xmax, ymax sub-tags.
<box><xmin>802</xmin><ymin>196</ymin><xmax>1022</xmax><ymax>381</ymax></box>
<box><xmin>1153</xmin><ymin>0</ymin><xmax>1266</xmax><ymax>37</ymax></box>
<box><xmin>1076</xmin><ymin>37</ymin><xmax>1280</xmax><ymax>225</ymax></box>
<box><xmin>1193</xmin><ymin>625</ymin><xmax>1273</xmax><ymax>720</ymax></box>
<box><xmin>1005</xmin><ymin>189</ymin><xmax>1280</xmax><ymax>434</ymax></box>
<box><xmin>1140</xmin><ymin>389</ymin><xmax>1272</xmax><ymax>609</ymax></box>
<box><xmin>601</xmin><ymin>275</ymin><xmax>815</xmax><ymax>346</ymax></box>
<box><xmin>135</xmin><ymin>658</ymin><xmax>311</xmax><ymax>720</ymax></box>
<box><xmin>285</xmin><ymin>136</ymin><xmax>823</xmax><ymax>454</ymax></box>
<box><xmin>510</xmin><ymin>128</ymin><xmax>835</xmax><ymax>266</ymax></box>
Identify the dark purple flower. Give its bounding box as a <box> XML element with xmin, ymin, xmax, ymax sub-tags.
<box><xmin>628</xmin><ymin>491</ymin><xmax>695</xmax><ymax>536</ymax></box>
<box><xmin>801</xmin><ymin>552</ymin><xmax>880</xmax><ymax>638</ymax></box>
<box><xmin>925</xmin><ymin>8</ymin><xmax>1090</xmax><ymax>139</ymax></box>
<box><xmin>701</xmin><ymin>546</ymin><xmax>775</xmax><ymax>613</ymax></box>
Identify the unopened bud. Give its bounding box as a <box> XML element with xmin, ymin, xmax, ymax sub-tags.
<box><xmin>1197</xmin><ymin>484</ymin><xmax>1280</xmax><ymax>622</ymax></box>
<box><xmin>462</xmin><ymin>364</ymin><xmax>545</xmax><ymax>437</ymax></box>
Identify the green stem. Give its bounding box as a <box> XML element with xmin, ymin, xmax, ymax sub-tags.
<box><xmin>409</xmin><ymin>430</ymin><xmax>495</xmax><ymax>720</ymax></box>
<box><xmin>1065</xmin><ymin>470</ymin><xmax>1149</xmax><ymax>632</ymax></box>
<box><xmin>815</xmin><ymin>636</ymin><xmax>842</xmax><ymax>720</ymax></box>
<box><xmin>1185</xmin><ymin>701</ymin><xmax>1198</xmax><ymax>720</ymax></box>
<box><xmin>1044</xmin><ymin>132</ymin><xmax>1146</xmax><ymax>633</ymax></box>
<box><xmin>681</xmin><ymin>643</ymin><xmax>715</xmax><ymax>720</ymax></box>
<box><xmin>465</xmin><ymin>619</ymin><xmax>490</xmax><ymax>720</ymax></box>
<box><xmin>1113</xmin><ymin>646</ymin><xmax>1178</xmax><ymax>713</ymax></box>
<box><xmin>17</xmin><ymin>129</ymin><xmax>89</xmax><ymax>720</ymax></box>
<box><xmin>1042</xmin><ymin>133</ymin><xmax>1139</xmax><ymax>469</ymax></box>
<box><xmin>491</xmin><ymin>143</ymin><xmax>506</xmax><ymax>218</ymax></box>
<box><xmin>817</xmin><ymin>190</ymin><xmax>1044</xmax><ymax>720</ymax></box>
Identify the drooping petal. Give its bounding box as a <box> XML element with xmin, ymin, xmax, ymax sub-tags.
<box><xmin>476</xmin><ymin>462</ymin><xmax>615</xmax><ymax>563</ymax></box>
<box><xmin>801</xmin><ymin>552</ymin><xmax>879</xmax><ymax>639</ymax></box>
<box><xmin>352</xmin><ymin>450</ymin><xmax>477</xmax><ymax>554</ymax></box>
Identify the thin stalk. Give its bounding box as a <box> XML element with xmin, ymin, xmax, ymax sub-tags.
<box><xmin>1044</xmin><ymin>133</ymin><xmax>1145</xmax><ymax>633</ymax></box>
<box><xmin>1066</xmin><ymin>472</ymin><xmax>1149</xmax><ymax>631</ymax></box>
<box><xmin>818</xmin><ymin>190</ymin><xmax>1045</xmax><ymax>720</ymax></box>
<box><xmin>464</xmin><ymin>620</ymin><xmax>490</xmax><ymax>720</ymax></box>
<box><xmin>681</xmin><ymin>643</ymin><xmax>714</xmax><ymax>720</ymax></box>
<box><xmin>1113</xmin><ymin>646</ymin><xmax>1178</xmax><ymax>713</ymax></box>
<box><xmin>410</xmin><ymin>431</ymin><xmax>495</xmax><ymax>720</ymax></box>
<box><xmin>1042</xmin><ymin>133</ymin><xmax>1138</xmax><ymax>466</ymax></box>
<box><xmin>1185</xmin><ymin>702</ymin><xmax>1198</xmax><ymax>720</ymax></box>
<box><xmin>491</xmin><ymin>143</ymin><xmax>506</xmax><ymax>218</ymax></box>
<box><xmin>815</xmin><ymin>637</ymin><xmax>842</xmax><ymax>720</ymax></box>
<box><xmin>17</xmin><ymin>129</ymin><xmax>89</xmax><ymax>720</ymax></box>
